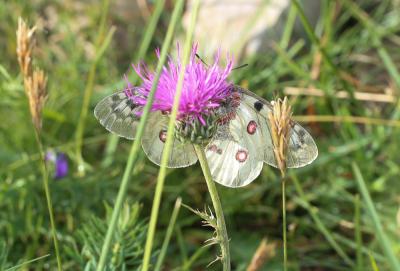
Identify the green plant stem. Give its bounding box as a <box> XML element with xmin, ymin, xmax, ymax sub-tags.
<box><xmin>352</xmin><ymin>163</ymin><xmax>400</xmax><ymax>271</ymax></box>
<box><xmin>282</xmin><ymin>178</ymin><xmax>287</xmax><ymax>271</ymax></box>
<box><xmin>95</xmin><ymin>2</ymin><xmax>185</xmax><ymax>270</ymax></box>
<box><xmin>75</xmin><ymin>0</ymin><xmax>110</xmax><ymax>175</ymax></box>
<box><xmin>141</xmin><ymin>2</ymin><xmax>200</xmax><ymax>270</ymax></box>
<box><xmin>194</xmin><ymin>145</ymin><xmax>230</xmax><ymax>271</ymax></box>
<box><xmin>33</xmin><ymin>129</ymin><xmax>62</xmax><ymax>271</ymax></box>
<box><xmin>154</xmin><ymin>197</ymin><xmax>182</xmax><ymax>271</ymax></box>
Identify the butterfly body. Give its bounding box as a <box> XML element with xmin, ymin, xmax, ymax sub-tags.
<box><xmin>94</xmin><ymin>85</ymin><xmax>318</xmax><ymax>187</ymax></box>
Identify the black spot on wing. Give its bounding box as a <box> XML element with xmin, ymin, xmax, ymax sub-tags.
<box><xmin>254</xmin><ymin>101</ymin><xmax>263</xmax><ymax>112</ymax></box>
<box><xmin>126</xmin><ymin>98</ymin><xmax>136</xmax><ymax>110</ymax></box>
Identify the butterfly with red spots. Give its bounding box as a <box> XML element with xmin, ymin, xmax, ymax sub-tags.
<box><xmin>94</xmin><ymin>86</ymin><xmax>318</xmax><ymax>187</ymax></box>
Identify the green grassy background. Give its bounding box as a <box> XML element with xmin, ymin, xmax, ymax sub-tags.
<box><xmin>1</xmin><ymin>0</ymin><xmax>400</xmax><ymax>270</ymax></box>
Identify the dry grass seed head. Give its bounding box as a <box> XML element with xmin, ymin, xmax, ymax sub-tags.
<box><xmin>267</xmin><ymin>97</ymin><xmax>293</xmax><ymax>177</ymax></box>
<box><xmin>16</xmin><ymin>17</ymin><xmax>48</xmax><ymax>131</ymax></box>
<box><xmin>24</xmin><ymin>69</ymin><xmax>48</xmax><ymax>131</ymax></box>
<box><xmin>16</xmin><ymin>17</ymin><xmax>36</xmax><ymax>78</ymax></box>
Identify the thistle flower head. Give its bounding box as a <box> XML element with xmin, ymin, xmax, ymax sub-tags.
<box><xmin>125</xmin><ymin>45</ymin><xmax>234</xmax><ymax>125</ymax></box>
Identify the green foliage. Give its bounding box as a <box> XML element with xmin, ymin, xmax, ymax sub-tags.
<box><xmin>73</xmin><ymin>203</ymin><xmax>148</xmax><ymax>271</ymax></box>
<box><xmin>1</xmin><ymin>0</ymin><xmax>400</xmax><ymax>270</ymax></box>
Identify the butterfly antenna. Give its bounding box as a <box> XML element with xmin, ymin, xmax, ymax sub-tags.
<box><xmin>195</xmin><ymin>53</ymin><xmax>209</xmax><ymax>67</ymax></box>
<box><xmin>232</xmin><ymin>63</ymin><xmax>249</xmax><ymax>70</ymax></box>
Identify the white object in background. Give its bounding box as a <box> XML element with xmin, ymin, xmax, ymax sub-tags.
<box><xmin>183</xmin><ymin>0</ymin><xmax>320</xmax><ymax>59</ymax></box>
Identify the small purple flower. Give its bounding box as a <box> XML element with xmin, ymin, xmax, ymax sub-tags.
<box><xmin>45</xmin><ymin>151</ymin><xmax>68</xmax><ymax>179</ymax></box>
<box><xmin>125</xmin><ymin>44</ymin><xmax>234</xmax><ymax>125</ymax></box>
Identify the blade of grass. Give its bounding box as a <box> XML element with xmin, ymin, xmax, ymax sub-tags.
<box><xmin>369</xmin><ymin>253</ymin><xmax>380</xmax><ymax>271</ymax></box>
<box><xmin>74</xmin><ymin>0</ymin><xmax>112</xmax><ymax>175</ymax></box>
<box><xmin>354</xmin><ymin>194</ymin><xmax>363</xmax><ymax>271</ymax></box>
<box><xmin>339</xmin><ymin>0</ymin><xmax>400</xmax><ymax>123</ymax></box>
<box><xmin>95</xmin><ymin>2</ymin><xmax>185</xmax><ymax>270</ymax></box>
<box><xmin>291</xmin><ymin>0</ymin><xmax>354</xmax><ymax>93</ymax></box>
<box><xmin>252</xmin><ymin>39</ymin><xmax>305</xmax><ymax>84</ymax></box>
<box><xmin>340</xmin><ymin>0</ymin><xmax>400</xmax><ymax>89</ymax></box>
<box><xmin>279</xmin><ymin>3</ymin><xmax>297</xmax><ymax>50</ymax></box>
<box><xmin>101</xmin><ymin>0</ymin><xmax>167</xmax><ymax>167</ymax></box>
<box><xmin>332</xmin><ymin>233</ymin><xmax>385</xmax><ymax>262</ymax></box>
<box><xmin>154</xmin><ymin>197</ymin><xmax>182</xmax><ymax>271</ymax></box>
<box><xmin>181</xmin><ymin>246</ymin><xmax>210</xmax><ymax>271</ymax></box>
<box><xmin>141</xmin><ymin>2</ymin><xmax>200</xmax><ymax>270</ymax></box>
<box><xmin>291</xmin><ymin>174</ymin><xmax>354</xmax><ymax>266</ymax></box>
<box><xmin>352</xmin><ymin>163</ymin><xmax>400</xmax><ymax>270</ymax></box>
<box><xmin>5</xmin><ymin>254</ymin><xmax>50</xmax><ymax>271</ymax></box>
<box><xmin>176</xmin><ymin>224</ymin><xmax>188</xmax><ymax>264</ymax></box>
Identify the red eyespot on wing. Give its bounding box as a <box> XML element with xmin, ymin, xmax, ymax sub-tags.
<box><xmin>207</xmin><ymin>144</ymin><xmax>218</xmax><ymax>152</ymax></box>
<box><xmin>247</xmin><ymin>120</ymin><xmax>257</xmax><ymax>135</ymax></box>
<box><xmin>207</xmin><ymin>144</ymin><xmax>223</xmax><ymax>155</ymax></box>
<box><xmin>159</xmin><ymin>130</ymin><xmax>167</xmax><ymax>143</ymax></box>
<box><xmin>235</xmin><ymin>149</ymin><xmax>248</xmax><ymax>163</ymax></box>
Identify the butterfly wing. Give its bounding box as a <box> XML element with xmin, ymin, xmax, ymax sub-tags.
<box><xmin>205</xmin><ymin>99</ymin><xmax>265</xmax><ymax>187</ymax></box>
<box><xmin>141</xmin><ymin>112</ymin><xmax>198</xmax><ymax>168</ymax></box>
<box><xmin>94</xmin><ymin>91</ymin><xmax>141</xmax><ymax>140</ymax></box>
<box><xmin>285</xmin><ymin>122</ymin><xmax>318</xmax><ymax>168</ymax></box>
<box><xmin>237</xmin><ymin>86</ymin><xmax>318</xmax><ymax>168</ymax></box>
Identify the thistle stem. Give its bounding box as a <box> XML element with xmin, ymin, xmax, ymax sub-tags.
<box><xmin>33</xmin><ymin>129</ymin><xmax>62</xmax><ymax>271</ymax></box>
<box><xmin>282</xmin><ymin>177</ymin><xmax>287</xmax><ymax>271</ymax></box>
<box><xmin>194</xmin><ymin>145</ymin><xmax>230</xmax><ymax>271</ymax></box>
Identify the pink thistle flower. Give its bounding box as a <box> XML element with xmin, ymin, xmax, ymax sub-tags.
<box><xmin>125</xmin><ymin>44</ymin><xmax>234</xmax><ymax>125</ymax></box>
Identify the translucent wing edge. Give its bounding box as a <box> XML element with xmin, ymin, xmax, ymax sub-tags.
<box><xmin>93</xmin><ymin>92</ymin><xmax>137</xmax><ymax>140</ymax></box>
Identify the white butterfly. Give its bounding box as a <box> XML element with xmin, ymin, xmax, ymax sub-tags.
<box><xmin>94</xmin><ymin>86</ymin><xmax>318</xmax><ymax>188</ymax></box>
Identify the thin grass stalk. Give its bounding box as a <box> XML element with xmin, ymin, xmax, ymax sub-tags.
<box><xmin>102</xmin><ymin>0</ymin><xmax>166</xmax><ymax>167</ymax></box>
<box><xmin>267</xmin><ymin>98</ymin><xmax>292</xmax><ymax>271</ymax></box>
<box><xmin>331</xmin><ymin>233</ymin><xmax>385</xmax><ymax>262</ymax></box>
<box><xmin>354</xmin><ymin>194</ymin><xmax>363</xmax><ymax>270</ymax></box>
<box><xmin>4</xmin><ymin>254</ymin><xmax>50</xmax><ymax>271</ymax></box>
<box><xmin>291</xmin><ymin>174</ymin><xmax>354</xmax><ymax>266</ymax></box>
<box><xmin>352</xmin><ymin>163</ymin><xmax>400</xmax><ymax>270</ymax></box>
<box><xmin>181</xmin><ymin>246</ymin><xmax>209</xmax><ymax>271</ymax></box>
<box><xmin>290</xmin><ymin>0</ymin><xmax>335</xmax><ymax>71</ymax></box>
<box><xmin>291</xmin><ymin>0</ymin><xmax>354</xmax><ymax>93</ymax></box>
<box><xmin>369</xmin><ymin>254</ymin><xmax>380</xmax><ymax>271</ymax></box>
<box><xmin>154</xmin><ymin>198</ymin><xmax>182</xmax><ymax>271</ymax></box>
<box><xmin>282</xmin><ymin>178</ymin><xmax>287</xmax><ymax>271</ymax></box>
<box><xmin>340</xmin><ymin>0</ymin><xmax>400</xmax><ymax>89</ymax></box>
<box><xmin>194</xmin><ymin>145</ymin><xmax>230</xmax><ymax>271</ymax></box>
<box><xmin>339</xmin><ymin>0</ymin><xmax>400</xmax><ymax>123</ymax></box>
<box><xmin>95</xmin><ymin>2</ymin><xmax>185</xmax><ymax>270</ymax></box>
<box><xmin>141</xmin><ymin>2</ymin><xmax>200</xmax><ymax>270</ymax></box>
<box><xmin>75</xmin><ymin>0</ymin><xmax>111</xmax><ymax>175</ymax></box>
<box><xmin>16</xmin><ymin>17</ymin><xmax>62</xmax><ymax>270</ymax></box>
<box><xmin>279</xmin><ymin>3</ymin><xmax>297</xmax><ymax>50</ymax></box>
<box><xmin>33</xmin><ymin>129</ymin><xmax>62</xmax><ymax>270</ymax></box>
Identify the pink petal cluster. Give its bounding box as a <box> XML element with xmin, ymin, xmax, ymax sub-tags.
<box><xmin>125</xmin><ymin>45</ymin><xmax>234</xmax><ymax>125</ymax></box>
